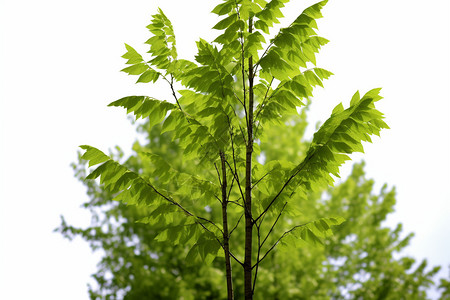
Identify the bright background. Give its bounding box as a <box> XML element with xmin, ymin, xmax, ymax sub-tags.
<box><xmin>1</xmin><ymin>0</ymin><xmax>449</xmax><ymax>299</ymax></box>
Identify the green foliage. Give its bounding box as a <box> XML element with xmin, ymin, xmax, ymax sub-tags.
<box><xmin>81</xmin><ymin>1</ymin><xmax>364</xmax><ymax>267</ymax></box>
<box><xmin>59</xmin><ymin>122</ymin><xmax>445</xmax><ymax>299</ymax></box>
<box><xmin>58</xmin><ymin>1</ymin><xmax>448</xmax><ymax>299</ymax></box>
<box><xmin>439</xmin><ymin>267</ymin><xmax>450</xmax><ymax>299</ymax></box>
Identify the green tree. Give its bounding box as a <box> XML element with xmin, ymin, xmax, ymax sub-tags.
<box><xmin>60</xmin><ymin>118</ymin><xmax>443</xmax><ymax>299</ymax></box>
<box><xmin>57</xmin><ymin>1</ymin><xmax>434</xmax><ymax>298</ymax></box>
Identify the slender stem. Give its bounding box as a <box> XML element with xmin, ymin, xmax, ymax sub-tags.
<box><xmin>230</xmin><ymin>213</ymin><xmax>244</xmax><ymax>236</ymax></box>
<box><xmin>214</xmin><ymin>163</ymin><xmax>222</xmax><ymax>186</ymax></box>
<box><xmin>162</xmin><ymin>74</ymin><xmax>184</xmax><ymax>113</ymax></box>
<box><xmin>225</xmin><ymin>159</ymin><xmax>244</xmax><ymax>199</ymax></box>
<box><xmin>226</xmin><ymin>132</ymin><xmax>246</xmax><ymax>203</ymax></box>
<box><xmin>228</xmin><ymin>200</ymin><xmax>244</xmax><ymax>208</ymax></box>
<box><xmin>254</xmin><ymin>154</ymin><xmax>314</xmax><ymax>224</ymax></box>
<box><xmin>234</xmin><ymin>0</ymin><xmax>248</xmax><ymax>128</ymax></box>
<box><xmin>251</xmin><ymin>170</ymin><xmax>272</xmax><ymax>189</ymax></box>
<box><xmin>253</xmin><ymin>76</ymin><xmax>274</xmax><ymax>130</ymax></box>
<box><xmin>220</xmin><ymin>151</ymin><xmax>234</xmax><ymax>300</ymax></box>
<box><xmin>227</xmin><ymin>175</ymin><xmax>236</xmax><ymax>202</ymax></box>
<box><xmin>253</xmin><ymin>17</ymin><xmax>299</xmax><ymax>75</ymax></box>
<box><xmin>244</xmin><ymin>16</ymin><xmax>255</xmax><ymax>300</ymax></box>
<box><xmin>252</xmin><ymin>224</ymin><xmax>261</xmax><ymax>295</ymax></box>
<box><xmin>260</xmin><ymin>202</ymin><xmax>287</xmax><ymax>249</ymax></box>
<box><xmin>144</xmin><ymin>180</ymin><xmax>225</xmax><ymax>243</ymax></box>
<box><xmin>257</xmin><ymin>220</ymin><xmax>312</xmax><ymax>266</ymax></box>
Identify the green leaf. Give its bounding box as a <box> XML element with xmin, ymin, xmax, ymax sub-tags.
<box><xmin>213</xmin><ymin>13</ymin><xmax>238</xmax><ymax>30</ymax></box>
<box><xmin>79</xmin><ymin>145</ymin><xmax>110</xmax><ymax>167</ymax></box>
<box><xmin>261</xmin><ymin>89</ymin><xmax>388</xmax><ymax>213</ymax></box>
<box><xmin>303</xmin><ymin>0</ymin><xmax>328</xmax><ymax>19</ymax></box>
<box><xmin>350</xmin><ymin>90</ymin><xmax>361</xmax><ymax>106</ymax></box>
<box><xmin>332</xmin><ymin>103</ymin><xmax>344</xmax><ymax>115</ymax></box>
<box><xmin>108</xmin><ymin>96</ymin><xmax>176</xmax><ymax>125</ymax></box>
<box><xmin>211</xmin><ymin>1</ymin><xmax>233</xmax><ymax>16</ymax></box>
<box><xmin>121</xmin><ymin>63</ymin><xmax>148</xmax><ymax>75</ymax></box>
<box><xmin>161</xmin><ymin>110</ymin><xmax>184</xmax><ymax>134</ymax></box>
<box><xmin>121</xmin><ymin>43</ymin><xmax>143</xmax><ymax>64</ymax></box>
<box><xmin>144</xmin><ymin>8</ymin><xmax>178</xmax><ymax>70</ymax></box>
<box><xmin>136</xmin><ymin>69</ymin><xmax>160</xmax><ymax>83</ymax></box>
<box><xmin>314</xmin><ymin>67</ymin><xmax>333</xmax><ymax>80</ymax></box>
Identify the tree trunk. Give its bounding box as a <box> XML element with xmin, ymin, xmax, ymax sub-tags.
<box><xmin>244</xmin><ymin>17</ymin><xmax>254</xmax><ymax>300</ymax></box>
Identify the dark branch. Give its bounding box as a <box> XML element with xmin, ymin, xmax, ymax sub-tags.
<box><xmin>254</xmin><ymin>154</ymin><xmax>314</xmax><ymax>224</ymax></box>
<box><xmin>254</xmin><ymin>76</ymin><xmax>274</xmax><ymax>124</ymax></box>
<box><xmin>229</xmin><ymin>200</ymin><xmax>244</xmax><ymax>208</ymax></box>
<box><xmin>225</xmin><ymin>160</ymin><xmax>245</xmax><ymax>205</ymax></box>
<box><xmin>214</xmin><ymin>162</ymin><xmax>222</xmax><ymax>186</ymax></box>
<box><xmin>260</xmin><ymin>202</ymin><xmax>287</xmax><ymax>249</ymax></box>
<box><xmin>251</xmin><ymin>169</ymin><xmax>272</xmax><ymax>189</ymax></box>
<box><xmin>256</xmin><ymin>220</ymin><xmax>312</xmax><ymax>267</ymax></box>
<box><xmin>252</xmin><ymin>223</ymin><xmax>262</xmax><ymax>294</ymax></box>
<box><xmin>230</xmin><ymin>213</ymin><xmax>244</xmax><ymax>236</ymax></box>
<box><xmin>143</xmin><ymin>180</ymin><xmax>224</xmax><ymax>239</ymax></box>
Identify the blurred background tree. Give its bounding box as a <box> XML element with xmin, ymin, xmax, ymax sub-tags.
<box><xmin>57</xmin><ymin>108</ymin><xmax>448</xmax><ymax>299</ymax></box>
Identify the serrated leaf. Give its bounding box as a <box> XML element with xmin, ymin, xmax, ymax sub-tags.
<box><xmin>136</xmin><ymin>69</ymin><xmax>160</xmax><ymax>83</ymax></box>
<box><xmin>121</xmin><ymin>63</ymin><xmax>148</xmax><ymax>75</ymax></box>
<box><xmin>79</xmin><ymin>145</ymin><xmax>110</xmax><ymax>167</ymax></box>
<box><xmin>122</xmin><ymin>44</ymin><xmax>144</xmax><ymax>64</ymax></box>
<box><xmin>213</xmin><ymin>13</ymin><xmax>238</xmax><ymax>30</ymax></box>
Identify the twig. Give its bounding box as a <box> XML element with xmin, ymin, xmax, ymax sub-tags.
<box><xmin>252</xmin><ymin>223</ymin><xmax>262</xmax><ymax>294</ymax></box>
<box><xmin>256</xmin><ymin>220</ymin><xmax>312</xmax><ymax>266</ymax></box>
<box><xmin>230</xmin><ymin>213</ymin><xmax>244</xmax><ymax>236</ymax></box>
<box><xmin>254</xmin><ymin>154</ymin><xmax>314</xmax><ymax>223</ymax></box>
<box><xmin>260</xmin><ymin>202</ymin><xmax>287</xmax><ymax>248</ymax></box>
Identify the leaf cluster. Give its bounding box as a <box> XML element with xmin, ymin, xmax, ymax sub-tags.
<box><xmin>60</xmin><ymin>0</ymin><xmax>432</xmax><ymax>298</ymax></box>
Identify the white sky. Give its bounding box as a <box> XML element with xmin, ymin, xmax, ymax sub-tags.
<box><xmin>1</xmin><ymin>0</ymin><xmax>449</xmax><ymax>299</ymax></box>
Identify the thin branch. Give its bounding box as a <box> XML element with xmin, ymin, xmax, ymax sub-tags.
<box><xmin>254</xmin><ymin>76</ymin><xmax>274</xmax><ymax>123</ymax></box>
<box><xmin>214</xmin><ymin>163</ymin><xmax>222</xmax><ymax>186</ymax></box>
<box><xmin>147</xmin><ymin>179</ymin><xmax>245</xmax><ymax>266</ymax></box>
<box><xmin>214</xmin><ymin>194</ymin><xmax>223</xmax><ymax>205</ymax></box>
<box><xmin>260</xmin><ymin>202</ymin><xmax>287</xmax><ymax>249</ymax></box>
<box><xmin>143</xmin><ymin>180</ymin><xmax>225</xmax><ymax>237</ymax></box>
<box><xmin>252</xmin><ymin>16</ymin><xmax>299</xmax><ymax>75</ymax></box>
<box><xmin>252</xmin><ymin>223</ymin><xmax>262</xmax><ymax>294</ymax></box>
<box><xmin>229</xmin><ymin>250</ymin><xmax>244</xmax><ymax>266</ymax></box>
<box><xmin>225</xmin><ymin>160</ymin><xmax>245</xmax><ymax>205</ymax></box>
<box><xmin>256</xmin><ymin>221</ymin><xmax>312</xmax><ymax>266</ymax></box>
<box><xmin>254</xmin><ymin>154</ymin><xmax>314</xmax><ymax>224</ymax></box>
<box><xmin>253</xmin><ymin>202</ymin><xmax>277</xmax><ymax>292</ymax></box>
<box><xmin>238</xmin><ymin>124</ymin><xmax>247</xmax><ymax>146</ymax></box>
<box><xmin>227</xmin><ymin>175</ymin><xmax>236</xmax><ymax>202</ymax></box>
<box><xmin>254</xmin><ymin>78</ymin><xmax>277</xmax><ymax>139</ymax></box>
<box><xmin>228</xmin><ymin>200</ymin><xmax>244</xmax><ymax>208</ymax></box>
<box><xmin>233</xmin><ymin>91</ymin><xmax>245</xmax><ymax>107</ymax></box>
<box><xmin>251</xmin><ymin>169</ymin><xmax>272</xmax><ymax>189</ymax></box>
<box><xmin>234</xmin><ymin>0</ymin><xmax>248</xmax><ymax>128</ymax></box>
<box><xmin>252</xmin><ymin>41</ymin><xmax>273</xmax><ymax>76</ymax></box>
<box><xmin>227</xmin><ymin>129</ymin><xmax>246</xmax><ymax>202</ymax></box>
<box><xmin>230</xmin><ymin>213</ymin><xmax>244</xmax><ymax>236</ymax></box>
<box><xmin>197</xmin><ymin>216</ymin><xmax>224</xmax><ymax>235</ymax></box>
<box><xmin>161</xmin><ymin>74</ymin><xmax>183</xmax><ymax>113</ymax></box>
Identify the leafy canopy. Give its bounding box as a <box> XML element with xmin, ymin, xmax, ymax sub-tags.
<box><xmin>59</xmin><ymin>123</ymin><xmax>445</xmax><ymax>299</ymax></box>
<box><xmin>75</xmin><ymin>0</ymin><xmax>393</xmax><ymax>298</ymax></box>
